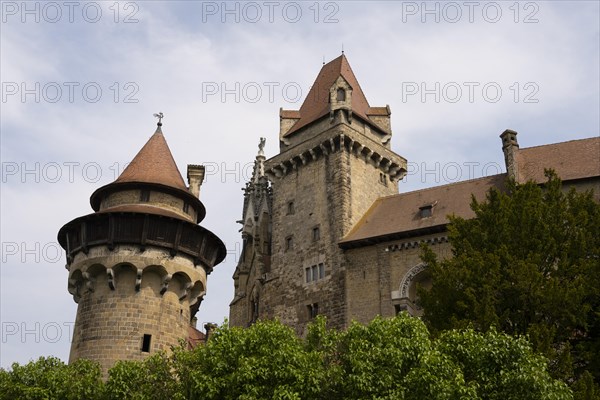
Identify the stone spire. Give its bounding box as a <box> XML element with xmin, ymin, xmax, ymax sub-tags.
<box><xmin>253</xmin><ymin>137</ymin><xmax>266</xmax><ymax>184</ymax></box>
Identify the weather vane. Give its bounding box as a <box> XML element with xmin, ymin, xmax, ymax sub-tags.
<box><xmin>153</xmin><ymin>112</ymin><xmax>164</xmax><ymax>125</ymax></box>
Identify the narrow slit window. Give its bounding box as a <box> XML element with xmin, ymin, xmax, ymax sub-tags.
<box><xmin>379</xmin><ymin>173</ymin><xmax>388</xmax><ymax>186</ymax></box>
<box><xmin>141</xmin><ymin>334</ymin><xmax>152</xmax><ymax>352</ymax></box>
<box><xmin>312</xmin><ymin>226</ymin><xmax>320</xmax><ymax>241</ymax></box>
<box><xmin>337</xmin><ymin>88</ymin><xmax>346</xmax><ymax>101</ymax></box>
<box><xmin>287</xmin><ymin>201</ymin><xmax>295</xmax><ymax>215</ymax></box>
<box><xmin>140</xmin><ymin>190</ymin><xmax>150</xmax><ymax>202</ymax></box>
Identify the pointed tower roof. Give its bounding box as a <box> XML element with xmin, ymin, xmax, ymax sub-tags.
<box><xmin>115</xmin><ymin>125</ymin><xmax>188</xmax><ymax>191</ymax></box>
<box><xmin>284</xmin><ymin>54</ymin><xmax>373</xmax><ymax>136</ymax></box>
<box><xmin>89</xmin><ymin>124</ymin><xmax>204</xmax><ymax>220</ymax></box>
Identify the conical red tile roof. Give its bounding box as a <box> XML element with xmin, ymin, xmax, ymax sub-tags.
<box><xmin>89</xmin><ymin>124</ymin><xmax>205</xmax><ymax>222</ymax></box>
<box><xmin>284</xmin><ymin>54</ymin><xmax>372</xmax><ymax>136</ymax></box>
<box><xmin>115</xmin><ymin>126</ymin><xmax>188</xmax><ymax>191</ymax></box>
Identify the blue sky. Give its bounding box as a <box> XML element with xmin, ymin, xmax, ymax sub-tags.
<box><xmin>1</xmin><ymin>0</ymin><xmax>599</xmax><ymax>368</ymax></box>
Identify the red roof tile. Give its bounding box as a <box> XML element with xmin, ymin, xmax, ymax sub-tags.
<box><xmin>341</xmin><ymin>136</ymin><xmax>599</xmax><ymax>247</ymax></box>
<box><xmin>340</xmin><ymin>175</ymin><xmax>507</xmax><ymax>245</ymax></box>
<box><xmin>367</xmin><ymin>107</ymin><xmax>390</xmax><ymax>116</ymax></box>
<box><xmin>518</xmin><ymin>137</ymin><xmax>600</xmax><ymax>182</ymax></box>
<box><xmin>89</xmin><ymin>126</ymin><xmax>206</xmax><ymax>222</ymax></box>
<box><xmin>187</xmin><ymin>325</ymin><xmax>206</xmax><ymax>349</ymax></box>
<box><xmin>284</xmin><ymin>54</ymin><xmax>373</xmax><ymax>136</ymax></box>
<box><xmin>280</xmin><ymin>109</ymin><xmax>300</xmax><ymax>119</ymax></box>
<box><xmin>116</xmin><ymin>127</ymin><xmax>188</xmax><ymax>191</ymax></box>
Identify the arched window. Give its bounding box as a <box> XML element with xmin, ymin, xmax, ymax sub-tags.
<box><xmin>336</xmin><ymin>88</ymin><xmax>346</xmax><ymax>101</ymax></box>
<box><xmin>392</xmin><ymin>263</ymin><xmax>431</xmax><ymax>317</ymax></box>
<box><xmin>249</xmin><ymin>286</ymin><xmax>259</xmax><ymax>325</ymax></box>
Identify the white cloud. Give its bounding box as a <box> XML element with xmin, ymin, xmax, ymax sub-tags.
<box><xmin>1</xmin><ymin>0</ymin><xmax>598</xmax><ymax>368</ymax></box>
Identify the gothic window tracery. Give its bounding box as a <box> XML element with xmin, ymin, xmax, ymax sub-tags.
<box><xmin>393</xmin><ymin>263</ymin><xmax>430</xmax><ymax>317</ymax></box>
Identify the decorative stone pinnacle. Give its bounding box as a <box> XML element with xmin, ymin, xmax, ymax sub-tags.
<box><xmin>253</xmin><ymin>138</ymin><xmax>266</xmax><ymax>183</ymax></box>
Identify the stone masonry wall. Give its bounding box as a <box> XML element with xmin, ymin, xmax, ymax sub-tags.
<box><xmin>68</xmin><ymin>246</ymin><xmax>205</xmax><ymax>377</ymax></box>
<box><xmin>262</xmin><ymin>122</ymin><xmax>404</xmax><ymax>332</ymax></box>
<box><xmin>101</xmin><ymin>189</ymin><xmax>196</xmax><ymax>222</ymax></box>
<box><xmin>345</xmin><ymin>234</ymin><xmax>452</xmax><ymax>324</ymax></box>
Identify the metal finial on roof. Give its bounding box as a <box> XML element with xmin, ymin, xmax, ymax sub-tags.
<box><xmin>153</xmin><ymin>112</ymin><xmax>164</xmax><ymax>127</ymax></box>
<box><xmin>323</xmin><ymin>55</ymin><xmax>325</xmax><ymax>65</ymax></box>
<box><xmin>342</xmin><ymin>43</ymin><xmax>344</xmax><ymax>54</ymax></box>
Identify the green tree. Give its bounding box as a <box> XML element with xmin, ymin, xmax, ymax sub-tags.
<box><xmin>308</xmin><ymin>314</ymin><xmax>570</xmax><ymax>400</ymax></box>
<box><xmin>0</xmin><ymin>357</ymin><xmax>103</xmax><ymax>400</ymax></box>
<box><xmin>310</xmin><ymin>314</ymin><xmax>473</xmax><ymax>399</ymax></box>
<box><xmin>419</xmin><ymin>172</ymin><xmax>600</xmax><ymax>395</ymax></box>
<box><xmin>435</xmin><ymin>327</ymin><xmax>572</xmax><ymax>400</ymax></box>
<box><xmin>0</xmin><ymin>316</ymin><xmax>572</xmax><ymax>399</ymax></box>
<box><xmin>178</xmin><ymin>320</ymin><xmax>323</xmax><ymax>400</ymax></box>
<box><xmin>104</xmin><ymin>352</ymin><xmax>181</xmax><ymax>400</ymax></box>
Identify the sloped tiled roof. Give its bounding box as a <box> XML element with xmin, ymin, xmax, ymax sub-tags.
<box><xmin>366</xmin><ymin>107</ymin><xmax>390</xmax><ymax>116</ymax></box>
<box><xmin>518</xmin><ymin>137</ymin><xmax>600</xmax><ymax>182</ymax></box>
<box><xmin>340</xmin><ymin>135</ymin><xmax>600</xmax><ymax>248</ymax></box>
<box><xmin>340</xmin><ymin>174</ymin><xmax>507</xmax><ymax>246</ymax></box>
<box><xmin>283</xmin><ymin>54</ymin><xmax>374</xmax><ymax>136</ymax></box>
<box><xmin>89</xmin><ymin>125</ymin><xmax>205</xmax><ymax>221</ymax></box>
<box><xmin>115</xmin><ymin>126</ymin><xmax>188</xmax><ymax>191</ymax></box>
<box><xmin>280</xmin><ymin>109</ymin><xmax>300</xmax><ymax>119</ymax></box>
<box><xmin>187</xmin><ymin>325</ymin><xmax>206</xmax><ymax>349</ymax></box>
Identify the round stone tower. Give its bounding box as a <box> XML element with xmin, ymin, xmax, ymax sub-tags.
<box><xmin>57</xmin><ymin>119</ymin><xmax>226</xmax><ymax>375</ymax></box>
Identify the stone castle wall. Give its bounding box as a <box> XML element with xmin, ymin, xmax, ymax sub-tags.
<box><xmin>68</xmin><ymin>246</ymin><xmax>205</xmax><ymax>376</ymax></box>
<box><xmin>100</xmin><ymin>189</ymin><xmax>197</xmax><ymax>222</ymax></box>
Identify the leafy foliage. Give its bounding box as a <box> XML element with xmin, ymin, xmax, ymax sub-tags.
<box><xmin>104</xmin><ymin>352</ymin><xmax>181</xmax><ymax>400</ymax></box>
<box><xmin>418</xmin><ymin>172</ymin><xmax>600</xmax><ymax>396</ymax></box>
<box><xmin>0</xmin><ymin>357</ymin><xmax>103</xmax><ymax>400</ymax></box>
<box><xmin>0</xmin><ymin>316</ymin><xmax>573</xmax><ymax>399</ymax></box>
<box><xmin>179</xmin><ymin>320</ymin><xmax>323</xmax><ymax>400</ymax></box>
<box><xmin>309</xmin><ymin>314</ymin><xmax>571</xmax><ymax>400</ymax></box>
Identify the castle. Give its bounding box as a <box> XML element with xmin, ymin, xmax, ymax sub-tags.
<box><xmin>228</xmin><ymin>54</ymin><xmax>600</xmax><ymax>332</ymax></box>
<box><xmin>58</xmin><ymin>55</ymin><xmax>599</xmax><ymax>373</ymax></box>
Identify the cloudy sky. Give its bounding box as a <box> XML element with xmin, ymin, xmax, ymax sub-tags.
<box><xmin>1</xmin><ymin>1</ymin><xmax>598</xmax><ymax>368</ymax></box>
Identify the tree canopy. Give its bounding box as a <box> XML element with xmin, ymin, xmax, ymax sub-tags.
<box><xmin>1</xmin><ymin>315</ymin><xmax>572</xmax><ymax>400</ymax></box>
<box><xmin>419</xmin><ymin>172</ymin><xmax>600</xmax><ymax>397</ymax></box>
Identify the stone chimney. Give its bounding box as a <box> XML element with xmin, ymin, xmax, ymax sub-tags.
<box><xmin>187</xmin><ymin>165</ymin><xmax>205</xmax><ymax>198</ymax></box>
<box><xmin>500</xmin><ymin>129</ymin><xmax>520</xmax><ymax>181</ymax></box>
<box><xmin>204</xmin><ymin>322</ymin><xmax>218</xmax><ymax>342</ymax></box>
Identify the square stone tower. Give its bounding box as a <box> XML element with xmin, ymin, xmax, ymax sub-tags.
<box><xmin>230</xmin><ymin>55</ymin><xmax>407</xmax><ymax>332</ymax></box>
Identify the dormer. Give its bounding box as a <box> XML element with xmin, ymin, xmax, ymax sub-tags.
<box><xmin>329</xmin><ymin>76</ymin><xmax>353</xmax><ymax>123</ymax></box>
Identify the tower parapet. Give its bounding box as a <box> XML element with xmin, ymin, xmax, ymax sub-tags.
<box><xmin>58</xmin><ymin>120</ymin><xmax>225</xmax><ymax>375</ymax></box>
